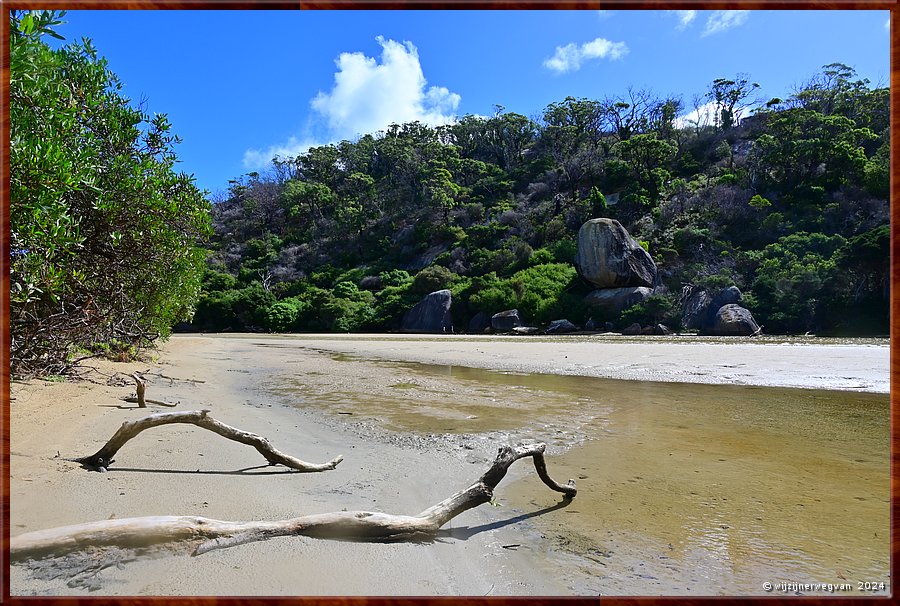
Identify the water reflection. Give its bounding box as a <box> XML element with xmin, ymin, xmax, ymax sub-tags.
<box><xmin>269</xmin><ymin>355</ymin><xmax>889</xmax><ymax>595</ymax></box>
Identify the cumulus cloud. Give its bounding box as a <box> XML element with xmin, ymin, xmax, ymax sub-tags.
<box><xmin>242</xmin><ymin>136</ymin><xmax>321</xmax><ymax>170</ymax></box>
<box><xmin>243</xmin><ymin>36</ymin><xmax>460</xmax><ymax>169</ymax></box>
<box><xmin>674</xmin><ymin>101</ymin><xmax>718</xmax><ymax>130</ymax></box>
<box><xmin>703</xmin><ymin>10</ymin><xmax>750</xmax><ymax>36</ymax></box>
<box><xmin>543</xmin><ymin>37</ymin><xmax>629</xmax><ymax>74</ymax></box>
<box><xmin>311</xmin><ymin>36</ymin><xmax>460</xmax><ymax>140</ymax></box>
<box><xmin>669</xmin><ymin>10</ymin><xmax>697</xmax><ymax>30</ymax></box>
<box><xmin>886</xmin><ymin>16</ymin><xmax>890</xmax><ymax>31</ymax></box>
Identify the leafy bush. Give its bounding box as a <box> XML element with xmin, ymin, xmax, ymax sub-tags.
<box><xmin>469</xmin><ymin>263</ymin><xmax>579</xmax><ymax>324</ymax></box>
<box><xmin>618</xmin><ymin>294</ymin><xmax>681</xmax><ymax>329</ymax></box>
<box><xmin>379</xmin><ymin>269</ymin><xmax>412</xmax><ymax>287</ymax></box>
<box><xmin>412</xmin><ymin>265</ymin><xmax>457</xmax><ymax>295</ymax></box>
<box><xmin>747</xmin><ymin>232</ymin><xmax>848</xmax><ymax>332</ymax></box>
<box><xmin>9</xmin><ymin>11</ymin><xmax>211</xmax><ymax>376</ymax></box>
<box><xmin>528</xmin><ymin>248</ymin><xmax>555</xmax><ymax>266</ymax></box>
<box><xmin>333</xmin><ymin>281</ymin><xmax>359</xmax><ymax>299</ymax></box>
<box><xmin>264</xmin><ymin>298</ymin><xmax>308</xmax><ymax>332</ymax></box>
<box><xmin>202</xmin><ymin>270</ymin><xmax>238</xmax><ymax>292</ymax></box>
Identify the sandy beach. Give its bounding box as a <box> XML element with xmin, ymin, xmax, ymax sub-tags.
<box><xmin>8</xmin><ymin>334</ymin><xmax>891</xmax><ymax>596</ymax></box>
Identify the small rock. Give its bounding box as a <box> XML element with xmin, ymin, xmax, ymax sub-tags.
<box><xmin>546</xmin><ymin>319</ymin><xmax>578</xmax><ymax>334</ymax></box>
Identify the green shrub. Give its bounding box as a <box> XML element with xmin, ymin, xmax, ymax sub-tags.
<box><xmin>412</xmin><ymin>265</ymin><xmax>457</xmax><ymax>295</ymax></box>
<box><xmin>333</xmin><ymin>281</ymin><xmax>359</xmax><ymax>299</ymax></box>
<box><xmin>202</xmin><ymin>270</ymin><xmax>237</xmax><ymax>292</ymax></box>
<box><xmin>468</xmin><ymin>263</ymin><xmax>578</xmax><ymax>324</ymax></box>
<box><xmin>378</xmin><ymin>269</ymin><xmax>412</xmax><ymax>287</ymax></box>
<box><xmin>231</xmin><ymin>286</ymin><xmax>277</xmax><ymax>329</ymax></box>
<box><xmin>717</xmin><ymin>173</ymin><xmax>738</xmax><ymax>186</ymax></box>
<box><xmin>528</xmin><ymin>248</ymin><xmax>555</xmax><ymax>266</ymax></box>
<box><xmin>546</xmin><ymin>238</ymin><xmax>577</xmax><ymax>263</ymax></box>
<box><xmin>193</xmin><ymin>290</ymin><xmax>238</xmax><ymax>331</ymax></box>
<box><xmin>618</xmin><ymin>294</ymin><xmax>680</xmax><ymax>329</ymax></box>
<box><xmin>264</xmin><ymin>298</ymin><xmax>307</xmax><ymax>332</ymax></box>
<box><xmin>9</xmin><ymin>12</ymin><xmax>211</xmax><ymax>376</ymax></box>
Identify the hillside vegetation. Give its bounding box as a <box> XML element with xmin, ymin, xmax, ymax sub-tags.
<box><xmin>197</xmin><ymin>64</ymin><xmax>887</xmax><ymax>337</ymax></box>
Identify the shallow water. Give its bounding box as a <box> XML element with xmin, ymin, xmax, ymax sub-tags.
<box><xmin>273</xmin><ymin>355</ymin><xmax>890</xmax><ymax>596</ymax></box>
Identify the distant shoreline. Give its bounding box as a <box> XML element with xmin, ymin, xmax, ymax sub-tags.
<box><xmin>186</xmin><ymin>333</ymin><xmax>890</xmax><ymax>394</ymax></box>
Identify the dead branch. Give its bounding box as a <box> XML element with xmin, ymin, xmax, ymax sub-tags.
<box><xmin>71</xmin><ymin>409</ymin><xmax>344</xmax><ymax>473</ymax></box>
<box><xmin>12</xmin><ymin>443</ymin><xmax>574</xmax><ymax>561</ymax></box>
<box><xmin>123</xmin><ymin>372</ymin><xmax>176</xmax><ymax>407</ymax></box>
<box><xmin>131</xmin><ymin>372</ymin><xmax>146</xmax><ymax>408</ymax></box>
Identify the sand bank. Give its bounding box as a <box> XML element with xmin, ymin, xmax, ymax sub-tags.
<box><xmin>217</xmin><ymin>332</ymin><xmax>890</xmax><ymax>393</ymax></box>
<box><xmin>9</xmin><ymin>336</ymin><xmax>571</xmax><ymax>596</ymax></box>
<box><xmin>8</xmin><ymin>334</ymin><xmax>890</xmax><ymax>595</ymax></box>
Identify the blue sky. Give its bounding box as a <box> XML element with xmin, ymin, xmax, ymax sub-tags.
<box><xmin>48</xmin><ymin>9</ymin><xmax>889</xmax><ymax>197</ymax></box>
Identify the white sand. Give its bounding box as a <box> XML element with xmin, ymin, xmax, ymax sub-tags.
<box><xmin>222</xmin><ymin>333</ymin><xmax>890</xmax><ymax>393</ymax></box>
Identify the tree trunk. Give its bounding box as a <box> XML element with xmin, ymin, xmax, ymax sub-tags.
<box><xmin>72</xmin><ymin>409</ymin><xmax>344</xmax><ymax>473</ymax></box>
<box><xmin>13</xmin><ymin>443</ymin><xmax>575</xmax><ymax>561</ymax></box>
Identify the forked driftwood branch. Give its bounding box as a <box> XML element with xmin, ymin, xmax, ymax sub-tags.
<box><xmin>72</xmin><ymin>409</ymin><xmax>344</xmax><ymax>473</ymax></box>
<box><xmin>13</xmin><ymin>443</ymin><xmax>575</xmax><ymax>561</ymax></box>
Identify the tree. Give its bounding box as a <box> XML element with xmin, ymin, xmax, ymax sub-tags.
<box><xmin>750</xmin><ymin>108</ymin><xmax>874</xmax><ymax>192</ymax></box>
<box><xmin>9</xmin><ymin>11</ymin><xmax>212</xmax><ymax>377</ymax></box>
<box><xmin>601</xmin><ymin>87</ymin><xmax>661</xmax><ymax>141</ymax></box>
<box><xmin>611</xmin><ymin>134</ymin><xmax>677</xmax><ymax>203</ymax></box>
<box><xmin>707</xmin><ymin>75</ymin><xmax>760</xmax><ymax>130</ymax></box>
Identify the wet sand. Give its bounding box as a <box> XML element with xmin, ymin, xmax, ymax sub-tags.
<box><xmin>8</xmin><ymin>334</ymin><xmax>891</xmax><ymax>596</ymax></box>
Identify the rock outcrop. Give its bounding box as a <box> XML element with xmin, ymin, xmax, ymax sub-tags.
<box><xmin>622</xmin><ymin>323</ymin><xmax>642</xmax><ymax>335</ymax></box>
<box><xmin>681</xmin><ymin>284</ymin><xmax>759</xmax><ymax>335</ymax></box>
<box><xmin>467</xmin><ymin>311</ymin><xmax>490</xmax><ymax>333</ymax></box>
<box><xmin>681</xmin><ymin>286</ymin><xmax>715</xmax><ymax>330</ymax></box>
<box><xmin>713</xmin><ymin>304</ymin><xmax>761</xmax><ymax>336</ymax></box>
<box><xmin>401</xmin><ymin>290</ymin><xmax>453</xmax><ymax>334</ymax></box>
<box><xmin>575</xmin><ymin>218</ymin><xmax>657</xmax><ymax>288</ymax></box>
<box><xmin>584</xmin><ymin>286</ymin><xmax>653</xmax><ymax>315</ymax></box>
<box><xmin>546</xmin><ymin>319</ymin><xmax>578</xmax><ymax>334</ymax></box>
<box><xmin>491</xmin><ymin>309</ymin><xmax>523</xmax><ymax>331</ymax></box>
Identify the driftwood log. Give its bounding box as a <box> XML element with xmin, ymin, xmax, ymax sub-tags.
<box><xmin>13</xmin><ymin>443</ymin><xmax>575</xmax><ymax>561</ymax></box>
<box><xmin>73</xmin><ymin>409</ymin><xmax>344</xmax><ymax>473</ymax></box>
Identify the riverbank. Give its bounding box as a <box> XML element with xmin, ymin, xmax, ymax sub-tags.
<box><xmin>8</xmin><ymin>334</ymin><xmax>890</xmax><ymax>595</ymax></box>
<box><xmin>208</xmin><ymin>332</ymin><xmax>890</xmax><ymax>393</ymax></box>
<box><xmin>9</xmin><ymin>337</ymin><xmax>572</xmax><ymax>595</ymax></box>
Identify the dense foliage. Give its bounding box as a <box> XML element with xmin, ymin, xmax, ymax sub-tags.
<box><xmin>195</xmin><ymin>62</ymin><xmax>888</xmax><ymax>337</ymax></box>
<box><xmin>10</xmin><ymin>11</ymin><xmax>211</xmax><ymax>377</ymax></box>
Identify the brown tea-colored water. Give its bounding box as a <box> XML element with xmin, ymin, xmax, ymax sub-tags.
<box><xmin>274</xmin><ymin>357</ymin><xmax>889</xmax><ymax>596</ymax></box>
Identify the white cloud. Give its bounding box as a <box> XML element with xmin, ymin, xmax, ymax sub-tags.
<box><xmin>669</xmin><ymin>10</ymin><xmax>697</xmax><ymax>30</ymax></box>
<box><xmin>703</xmin><ymin>10</ymin><xmax>750</xmax><ymax>36</ymax></box>
<box><xmin>596</xmin><ymin>10</ymin><xmax>612</xmax><ymax>20</ymax></box>
<box><xmin>243</xmin><ymin>36</ymin><xmax>460</xmax><ymax>169</ymax></box>
<box><xmin>242</xmin><ymin>136</ymin><xmax>321</xmax><ymax>170</ymax></box>
<box><xmin>310</xmin><ymin>36</ymin><xmax>460</xmax><ymax>141</ymax></box>
<box><xmin>674</xmin><ymin>101</ymin><xmax>718</xmax><ymax>130</ymax></box>
<box><xmin>543</xmin><ymin>37</ymin><xmax>628</xmax><ymax>74</ymax></box>
<box><xmin>886</xmin><ymin>16</ymin><xmax>890</xmax><ymax>31</ymax></box>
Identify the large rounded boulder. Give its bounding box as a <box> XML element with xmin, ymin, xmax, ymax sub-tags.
<box><xmin>681</xmin><ymin>285</ymin><xmax>744</xmax><ymax>331</ymax></box>
<box><xmin>401</xmin><ymin>290</ymin><xmax>453</xmax><ymax>333</ymax></box>
<box><xmin>491</xmin><ymin>309</ymin><xmax>523</xmax><ymax>331</ymax></box>
<box><xmin>712</xmin><ymin>304</ymin><xmax>760</xmax><ymax>336</ymax></box>
<box><xmin>575</xmin><ymin>218</ymin><xmax>657</xmax><ymax>288</ymax></box>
